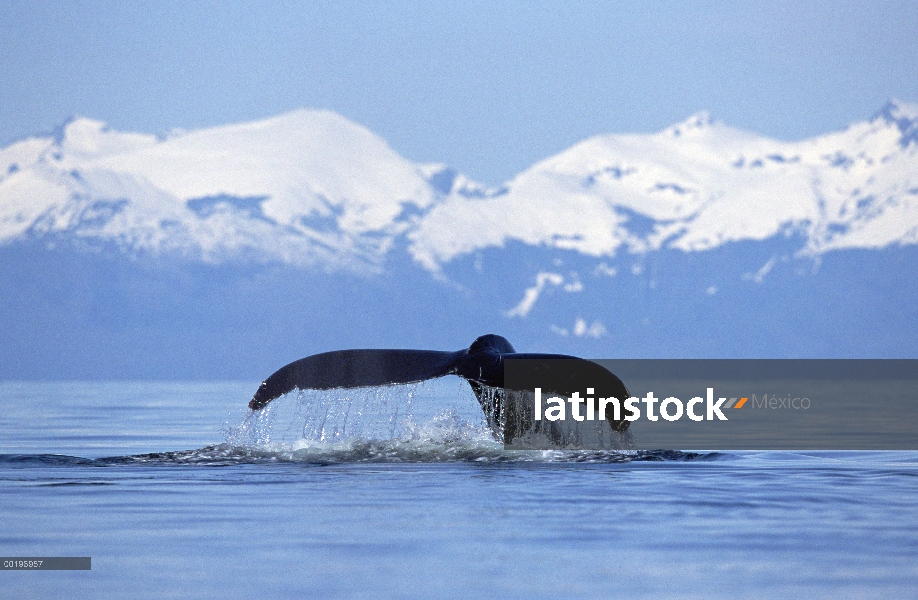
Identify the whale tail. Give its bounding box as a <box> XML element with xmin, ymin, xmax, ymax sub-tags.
<box><xmin>248</xmin><ymin>334</ymin><xmax>631</xmax><ymax>438</ymax></box>
<box><xmin>248</xmin><ymin>348</ymin><xmax>464</xmax><ymax>410</ymax></box>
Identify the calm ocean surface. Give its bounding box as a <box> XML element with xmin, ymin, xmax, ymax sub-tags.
<box><xmin>1</xmin><ymin>380</ymin><xmax>916</xmax><ymax>599</ymax></box>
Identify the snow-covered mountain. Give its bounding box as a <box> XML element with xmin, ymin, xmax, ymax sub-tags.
<box><xmin>1</xmin><ymin>102</ymin><xmax>916</xmax><ymax>379</ymax></box>
<box><xmin>411</xmin><ymin>101</ymin><xmax>918</xmax><ymax>269</ymax></box>
<box><xmin>0</xmin><ymin>110</ymin><xmax>442</xmax><ymax>271</ymax></box>
<box><xmin>2</xmin><ymin>101</ymin><xmax>917</xmax><ymax>272</ymax></box>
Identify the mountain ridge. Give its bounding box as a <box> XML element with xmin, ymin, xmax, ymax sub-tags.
<box><xmin>2</xmin><ymin>101</ymin><xmax>917</xmax><ymax>274</ymax></box>
<box><xmin>409</xmin><ymin>100</ymin><xmax>918</xmax><ymax>269</ymax></box>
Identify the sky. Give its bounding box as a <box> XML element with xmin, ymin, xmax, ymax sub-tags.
<box><xmin>1</xmin><ymin>0</ymin><xmax>917</xmax><ymax>186</ymax></box>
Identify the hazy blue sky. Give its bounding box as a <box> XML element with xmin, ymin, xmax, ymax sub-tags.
<box><xmin>2</xmin><ymin>0</ymin><xmax>917</xmax><ymax>184</ymax></box>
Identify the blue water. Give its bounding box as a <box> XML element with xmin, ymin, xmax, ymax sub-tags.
<box><xmin>1</xmin><ymin>380</ymin><xmax>917</xmax><ymax>599</ymax></box>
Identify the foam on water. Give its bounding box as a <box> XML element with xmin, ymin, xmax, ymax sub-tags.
<box><xmin>206</xmin><ymin>376</ymin><xmax>657</xmax><ymax>463</ymax></box>
<box><xmin>126</xmin><ymin>378</ymin><xmax>685</xmax><ymax>463</ymax></box>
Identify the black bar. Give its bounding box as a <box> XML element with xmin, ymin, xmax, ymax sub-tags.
<box><xmin>503</xmin><ymin>359</ymin><xmax>918</xmax><ymax>450</ymax></box>
<box><xmin>2</xmin><ymin>557</ymin><xmax>91</xmax><ymax>570</ymax></box>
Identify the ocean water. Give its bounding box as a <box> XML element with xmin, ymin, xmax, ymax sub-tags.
<box><xmin>1</xmin><ymin>379</ymin><xmax>916</xmax><ymax>599</ymax></box>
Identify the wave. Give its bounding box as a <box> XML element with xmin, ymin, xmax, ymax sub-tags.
<box><xmin>0</xmin><ymin>445</ymin><xmax>718</xmax><ymax>467</ymax></box>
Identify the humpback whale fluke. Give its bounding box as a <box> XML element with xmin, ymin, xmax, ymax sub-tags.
<box><xmin>249</xmin><ymin>334</ymin><xmax>631</xmax><ymax>438</ymax></box>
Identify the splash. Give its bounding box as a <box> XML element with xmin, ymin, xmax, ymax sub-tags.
<box><xmin>224</xmin><ymin>377</ymin><xmax>497</xmax><ymax>451</ymax></box>
<box><xmin>214</xmin><ymin>376</ymin><xmax>643</xmax><ymax>463</ymax></box>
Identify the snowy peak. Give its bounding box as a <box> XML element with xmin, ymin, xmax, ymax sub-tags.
<box><xmin>0</xmin><ymin>110</ymin><xmax>453</xmax><ymax>271</ymax></box>
<box><xmin>83</xmin><ymin>109</ymin><xmax>439</xmax><ymax>234</ymax></box>
<box><xmin>661</xmin><ymin>110</ymin><xmax>716</xmax><ymax>137</ymax></box>
<box><xmin>874</xmin><ymin>99</ymin><xmax>918</xmax><ymax>146</ymax></box>
<box><xmin>59</xmin><ymin>117</ymin><xmax>159</xmax><ymax>160</ymax></box>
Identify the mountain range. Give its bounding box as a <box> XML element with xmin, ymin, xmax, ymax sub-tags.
<box><xmin>2</xmin><ymin>101</ymin><xmax>916</xmax><ymax>379</ymax></box>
